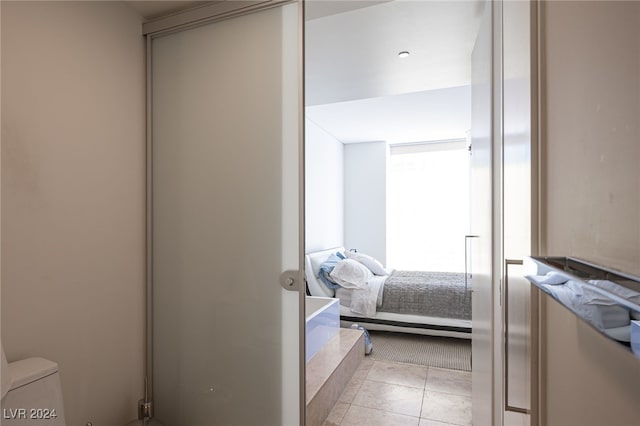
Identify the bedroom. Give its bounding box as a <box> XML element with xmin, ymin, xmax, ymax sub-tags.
<box><xmin>304</xmin><ymin>1</ymin><xmax>483</xmax><ymax>425</ymax></box>
<box><xmin>304</xmin><ymin>2</ymin><xmax>480</xmax><ymax>334</ymax></box>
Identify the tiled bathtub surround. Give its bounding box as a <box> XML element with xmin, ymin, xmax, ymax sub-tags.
<box><xmin>307</xmin><ymin>329</ymin><xmax>365</xmax><ymax>425</ymax></box>
<box><xmin>324</xmin><ymin>359</ymin><xmax>472</xmax><ymax>426</ymax></box>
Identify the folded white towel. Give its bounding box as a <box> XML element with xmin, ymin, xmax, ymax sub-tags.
<box><xmin>588</xmin><ymin>279</ymin><xmax>640</xmax><ymax>304</ymax></box>
<box><xmin>350</xmin><ymin>276</ymin><xmax>386</xmax><ymax>317</ymax></box>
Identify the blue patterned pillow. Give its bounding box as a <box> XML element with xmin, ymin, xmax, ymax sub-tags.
<box><xmin>318</xmin><ymin>252</ymin><xmax>345</xmax><ymax>289</ymax></box>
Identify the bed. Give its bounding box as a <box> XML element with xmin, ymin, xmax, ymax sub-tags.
<box><xmin>305</xmin><ymin>247</ymin><xmax>472</xmax><ymax>339</ymax></box>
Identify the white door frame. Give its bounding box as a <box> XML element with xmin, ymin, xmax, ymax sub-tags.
<box><xmin>474</xmin><ymin>1</ymin><xmax>540</xmax><ymax>425</ymax></box>
<box><xmin>495</xmin><ymin>1</ymin><xmax>541</xmax><ymax>425</ymax></box>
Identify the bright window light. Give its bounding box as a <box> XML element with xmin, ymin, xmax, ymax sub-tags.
<box><xmin>387</xmin><ymin>143</ymin><xmax>469</xmax><ymax>272</ymax></box>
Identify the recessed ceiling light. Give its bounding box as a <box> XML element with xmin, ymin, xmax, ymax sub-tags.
<box><xmin>398</xmin><ymin>51</ymin><xmax>410</xmax><ymax>58</ymax></box>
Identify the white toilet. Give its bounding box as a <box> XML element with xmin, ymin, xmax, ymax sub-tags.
<box><xmin>1</xmin><ymin>348</ymin><xmax>66</xmax><ymax>426</ymax></box>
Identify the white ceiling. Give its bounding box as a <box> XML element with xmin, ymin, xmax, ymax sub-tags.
<box><xmin>307</xmin><ymin>85</ymin><xmax>470</xmax><ymax>144</ymax></box>
<box><xmin>306</xmin><ymin>0</ymin><xmax>483</xmax><ymax>106</ymax></box>
<box><xmin>305</xmin><ymin>0</ymin><xmax>483</xmax><ymax>144</ymax></box>
<box><xmin>305</xmin><ymin>0</ymin><xmax>393</xmax><ymax>21</ymax></box>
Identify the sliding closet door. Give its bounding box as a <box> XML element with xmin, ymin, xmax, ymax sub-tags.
<box><xmin>470</xmin><ymin>3</ymin><xmax>494</xmax><ymax>426</ymax></box>
<box><xmin>150</xmin><ymin>4</ymin><xmax>301</xmax><ymax>425</ymax></box>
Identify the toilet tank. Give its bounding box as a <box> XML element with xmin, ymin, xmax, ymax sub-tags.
<box><xmin>1</xmin><ymin>358</ymin><xmax>66</xmax><ymax>425</ymax></box>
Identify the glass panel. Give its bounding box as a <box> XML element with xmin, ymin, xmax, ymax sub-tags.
<box><xmin>151</xmin><ymin>4</ymin><xmax>300</xmax><ymax>425</ymax></box>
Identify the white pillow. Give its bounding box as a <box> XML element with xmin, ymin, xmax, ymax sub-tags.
<box><xmin>345</xmin><ymin>251</ymin><xmax>388</xmax><ymax>276</ymax></box>
<box><xmin>330</xmin><ymin>259</ymin><xmax>373</xmax><ymax>290</ymax></box>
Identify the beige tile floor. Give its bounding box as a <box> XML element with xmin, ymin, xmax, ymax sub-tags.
<box><xmin>323</xmin><ymin>358</ymin><xmax>472</xmax><ymax>426</ymax></box>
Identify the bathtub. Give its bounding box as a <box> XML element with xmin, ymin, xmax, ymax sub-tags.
<box><xmin>306</xmin><ymin>296</ymin><xmax>340</xmax><ymax>362</ymax></box>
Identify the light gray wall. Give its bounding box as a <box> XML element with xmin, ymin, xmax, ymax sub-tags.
<box><xmin>344</xmin><ymin>141</ymin><xmax>387</xmax><ymax>264</ymax></box>
<box><xmin>1</xmin><ymin>1</ymin><xmax>146</xmax><ymax>424</ymax></box>
<box><xmin>305</xmin><ymin>119</ymin><xmax>344</xmax><ymax>252</ymax></box>
<box><xmin>541</xmin><ymin>1</ymin><xmax>640</xmax><ymax>424</ymax></box>
<box><xmin>543</xmin><ymin>0</ymin><xmax>640</xmax><ymax>275</ymax></box>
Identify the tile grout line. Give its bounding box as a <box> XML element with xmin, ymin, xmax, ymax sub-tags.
<box><xmin>335</xmin><ymin>402</ymin><xmax>349</xmax><ymax>426</ymax></box>
<box><xmin>363</xmin><ymin>377</ymin><xmax>430</xmax><ymax>390</ymax></box>
<box><xmin>365</xmin><ymin>359</ymin><xmax>431</xmax><ymax>391</ymax></box>
<box><xmin>423</xmin><ymin>387</ymin><xmax>473</xmax><ymax>398</ymax></box>
<box><xmin>368</xmin><ymin>358</ymin><xmax>470</xmax><ymax>375</ymax></box>
<box><xmin>347</xmin><ymin>401</ymin><xmax>422</xmax><ymax>422</ymax></box>
<box><xmin>420</xmin><ymin>388</ymin><xmax>473</xmax><ymax>426</ymax></box>
<box><xmin>330</xmin><ymin>359</ymin><xmax>373</xmax><ymax>425</ymax></box>
<box><xmin>337</xmin><ymin>359</ymin><xmax>471</xmax><ymax>425</ymax></box>
<box><xmin>348</xmin><ymin>375</ymin><xmax>426</xmax><ymax>421</ymax></box>
<box><xmin>420</xmin><ymin>366</ymin><xmax>429</xmax><ymax>422</ymax></box>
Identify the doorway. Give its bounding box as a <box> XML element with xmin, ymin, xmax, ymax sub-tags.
<box><xmin>304</xmin><ymin>1</ymin><xmax>485</xmax><ymax>425</ymax></box>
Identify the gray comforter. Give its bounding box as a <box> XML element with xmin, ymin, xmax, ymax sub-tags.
<box><xmin>378</xmin><ymin>271</ymin><xmax>472</xmax><ymax>320</ymax></box>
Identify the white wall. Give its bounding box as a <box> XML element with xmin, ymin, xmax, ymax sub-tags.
<box><xmin>1</xmin><ymin>2</ymin><xmax>146</xmax><ymax>424</ymax></box>
<box><xmin>344</xmin><ymin>141</ymin><xmax>387</xmax><ymax>264</ymax></box>
<box><xmin>305</xmin><ymin>119</ymin><xmax>344</xmax><ymax>252</ymax></box>
<box><xmin>541</xmin><ymin>1</ymin><xmax>640</xmax><ymax>425</ymax></box>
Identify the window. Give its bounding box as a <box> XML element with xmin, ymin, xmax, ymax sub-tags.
<box><xmin>387</xmin><ymin>140</ymin><xmax>469</xmax><ymax>272</ymax></box>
